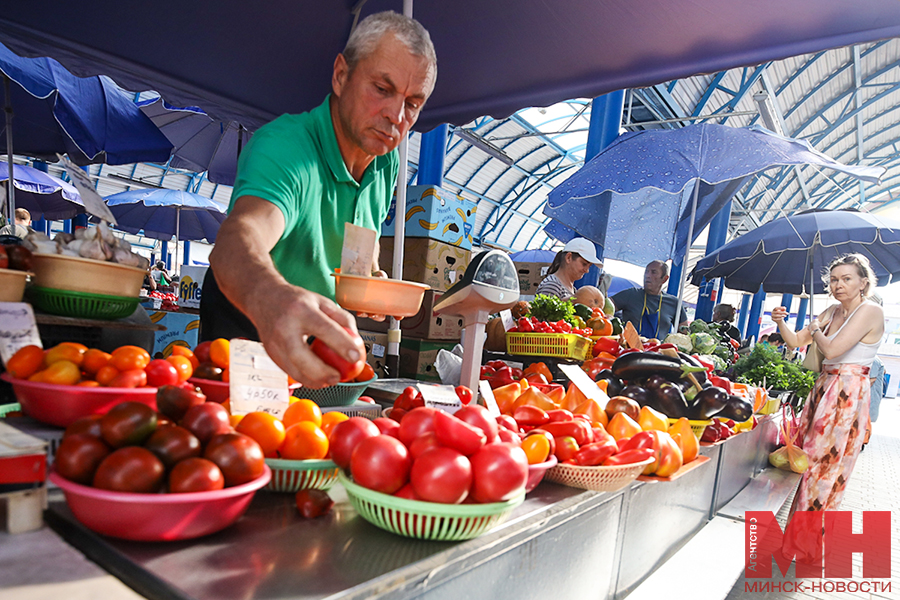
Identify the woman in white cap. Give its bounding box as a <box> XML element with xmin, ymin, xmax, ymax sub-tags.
<box><xmin>534</xmin><ymin>238</ymin><xmax>603</xmax><ymax>300</ymax></box>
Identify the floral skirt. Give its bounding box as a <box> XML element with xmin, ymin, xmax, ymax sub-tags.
<box><xmin>783</xmin><ymin>364</ymin><xmax>870</xmax><ymax>561</ymax></box>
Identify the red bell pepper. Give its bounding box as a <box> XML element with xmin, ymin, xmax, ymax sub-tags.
<box><xmin>602</xmin><ymin>447</ymin><xmax>654</xmax><ymax>466</ymax></box>
<box><xmin>709</xmin><ymin>375</ymin><xmax>732</xmax><ymax>394</ymax></box>
<box><xmin>592</xmin><ymin>336</ymin><xmax>622</xmax><ymax>357</ymax></box>
<box><xmin>541</xmin><ymin>420</ymin><xmax>593</xmax><ymax>446</ymax></box>
<box><xmin>490</xmin><ymin>366</ymin><xmax>516</xmax><ymax>389</ymax></box>
<box><xmin>573</xmin><ymin>439</ymin><xmax>618</xmax><ymax>466</ymax></box>
<box><xmin>692</xmin><ymin>354</ymin><xmax>716</xmax><ymax>373</ymax></box>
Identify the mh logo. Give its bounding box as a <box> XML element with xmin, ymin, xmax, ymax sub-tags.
<box><xmin>745</xmin><ymin>511</ymin><xmax>891</xmax><ymax>579</ymax></box>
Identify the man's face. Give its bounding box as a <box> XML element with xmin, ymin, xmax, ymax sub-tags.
<box><xmin>333</xmin><ymin>34</ymin><xmax>435</xmax><ymax>158</ymax></box>
<box><xmin>644</xmin><ymin>261</ymin><xmax>668</xmax><ymax>294</ymax></box>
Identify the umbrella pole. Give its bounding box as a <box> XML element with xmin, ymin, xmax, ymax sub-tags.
<box><xmin>4</xmin><ymin>75</ymin><xmax>15</xmax><ymax>225</ymax></box>
<box><xmin>175</xmin><ymin>206</ymin><xmax>181</xmax><ymax>277</ymax></box>
<box><xmin>674</xmin><ymin>179</ymin><xmax>700</xmax><ymax>328</ymax></box>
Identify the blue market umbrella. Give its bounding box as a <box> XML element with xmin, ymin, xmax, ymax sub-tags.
<box><xmin>544</xmin><ymin>124</ymin><xmax>885</xmax><ymax>267</ymax></box>
<box><xmin>691</xmin><ymin>208</ymin><xmax>900</xmax><ymax>296</ymax></box>
<box><xmin>137</xmin><ymin>97</ymin><xmax>250</xmax><ymax>186</ymax></box>
<box><xmin>0</xmin><ymin>163</ymin><xmax>83</xmax><ymax>220</ymax></box>
<box><xmin>104</xmin><ymin>189</ymin><xmax>226</xmax><ymax>244</ymax></box>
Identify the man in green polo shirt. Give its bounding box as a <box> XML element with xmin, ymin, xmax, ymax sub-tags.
<box><xmin>201</xmin><ymin>12</ymin><xmax>437</xmax><ymax>388</ymax></box>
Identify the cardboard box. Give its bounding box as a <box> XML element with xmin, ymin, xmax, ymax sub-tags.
<box><xmin>399</xmin><ymin>337</ymin><xmax>458</xmax><ymax>382</ymax></box>
<box><xmin>358</xmin><ymin>330</ymin><xmax>390</xmax><ymax>379</ymax></box>
<box><xmin>178</xmin><ymin>265</ymin><xmax>208</xmax><ymax>309</ymax></box>
<box><xmin>381</xmin><ymin>185</ymin><xmax>477</xmax><ymax>250</ymax></box>
<box><xmin>356</xmin><ymin>290</ymin><xmax>464</xmax><ymax>340</ymax></box>
<box><xmin>514</xmin><ymin>261</ymin><xmax>552</xmax><ymax>296</ymax></box>
<box><xmin>150</xmin><ymin>311</ymin><xmax>200</xmax><ymax>356</ymax></box>
<box><xmin>380</xmin><ymin>237</ymin><xmax>471</xmax><ymax>292</ymax></box>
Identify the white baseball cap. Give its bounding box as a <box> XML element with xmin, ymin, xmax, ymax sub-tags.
<box><xmin>562</xmin><ymin>238</ymin><xmax>602</xmax><ymax>265</ymax></box>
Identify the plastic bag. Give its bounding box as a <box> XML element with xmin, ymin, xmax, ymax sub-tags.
<box><xmin>768</xmin><ymin>405</ymin><xmax>808</xmax><ymax>473</ymax></box>
<box><xmin>435</xmin><ymin>347</ymin><xmax>463</xmax><ymax>386</ymax></box>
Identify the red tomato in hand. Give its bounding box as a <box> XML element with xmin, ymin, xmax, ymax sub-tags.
<box><xmin>469</xmin><ymin>443</ymin><xmax>528</xmax><ymax>503</ymax></box>
<box><xmin>309</xmin><ymin>328</ymin><xmax>365</xmax><ymax>382</ymax></box>
<box><xmin>410</xmin><ymin>447</ymin><xmax>473</xmax><ymax>504</ymax></box>
<box><xmin>145</xmin><ymin>359</ymin><xmax>180</xmax><ymax>387</ymax></box>
<box><xmin>350</xmin><ymin>435</ymin><xmax>411</xmax><ymax>495</ymax></box>
<box><xmin>328</xmin><ymin>417</ymin><xmax>380</xmax><ymax>470</ymax></box>
<box><xmin>93</xmin><ymin>447</ymin><xmax>165</xmax><ymax>493</ymax></box>
<box><xmin>168</xmin><ymin>457</ymin><xmax>225</xmax><ymax>493</ymax></box>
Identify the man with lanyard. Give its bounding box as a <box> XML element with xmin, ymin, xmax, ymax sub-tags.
<box><xmin>611</xmin><ymin>260</ymin><xmax>687</xmax><ymax>339</ymax></box>
<box><xmin>200</xmin><ymin>12</ymin><xmax>437</xmax><ymax>388</ymax></box>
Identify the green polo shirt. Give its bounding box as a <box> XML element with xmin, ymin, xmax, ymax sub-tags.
<box><xmin>229</xmin><ymin>95</ymin><xmax>398</xmax><ymax>299</ymax></box>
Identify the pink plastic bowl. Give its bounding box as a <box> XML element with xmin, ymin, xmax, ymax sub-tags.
<box><xmin>49</xmin><ymin>466</ymin><xmax>271</xmax><ymax>541</ymax></box>
<box><xmin>2</xmin><ymin>373</ymin><xmax>157</xmax><ymax>428</ymax></box>
<box><xmin>188</xmin><ymin>377</ymin><xmax>228</xmax><ymax>403</ymax></box>
<box><xmin>526</xmin><ymin>455</ymin><xmax>558</xmax><ymax>493</ymax></box>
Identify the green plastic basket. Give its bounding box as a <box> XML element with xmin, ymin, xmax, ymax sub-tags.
<box><xmin>292</xmin><ymin>375</ymin><xmax>377</xmax><ymax>407</ymax></box>
<box><xmin>28</xmin><ymin>286</ymin><xmax>139</xmax><ymax>320</ymax></box>
<box><xmin>264</xmin><ymin>458</ymin><xmax>339</xmax><ymax>492</ymax></box>
<box><xmin>338</xmin><ymin>471</ymin><xmax>524</xmax><ymax>541</ymax></box>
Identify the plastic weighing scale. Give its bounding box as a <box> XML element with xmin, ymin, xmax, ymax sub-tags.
<box><xmin>433</xmin><ymin>250</ymin><xmax>520</xmax><ymax>392</ymax></box>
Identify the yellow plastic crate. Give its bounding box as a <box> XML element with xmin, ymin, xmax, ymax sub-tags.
<box><xmin>506</xmin><ymin>332</ymin><xmax>592</xmax><ymax>360</ymax></box>
<box><xmin>757</xmin><ymin>396</ymin><xmax>780</xmax><ymax>415</ymax></box>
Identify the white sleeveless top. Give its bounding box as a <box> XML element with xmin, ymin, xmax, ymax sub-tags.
<box><xmin>821</xmin><ymin>302</ymin><xmax>881</xmax><ymax>367</ymax></box>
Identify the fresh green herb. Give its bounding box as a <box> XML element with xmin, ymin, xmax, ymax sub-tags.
<box><xmin>733</xmin><ymin>343</ymin><xmax>817</xmax><ymax>399</ymax></box>
<box><xmin>528</xmin><ymin>294</ymin><xmax>577</xmax><ymax>325</ymax></box>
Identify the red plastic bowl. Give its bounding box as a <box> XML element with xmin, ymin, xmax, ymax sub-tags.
<box><xmin>526</xmin><ymin>455</ymin><xmax>558</xmax><ymax>493</ymax></box>
<box><xmin>49</xmin><ymin>465</ymin><xmax>271</xmax><ymax>541</ymax></box>
<box><xmin>1</xmin><ymin>373</ymin><xmax>157</xmax><ymax>428</ymax></box>
<box><xmin>188</xmin><ymin>377</ymin><xmax>228</xmax><ymax>403</ymax></box>
<box><xmin>188</xmin><ymin>378</ymin><xmax>301</xmax><ymax>404</ymax></box>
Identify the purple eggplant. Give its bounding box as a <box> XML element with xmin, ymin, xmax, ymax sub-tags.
<box><xmin>718</xmin><ymin>395</ymin><xmax>753</xmax><ymax>422</ymax></box>
<box><xmin>650</xmin><ymin>382</ymin><xmax>689</xmax><ymax>418</ymax></box>
<box><xmin>619</xmin><ymin>385</ymin><xmax>650</xmax><ymax>406</ymax></box>
<box><xmin>686</xmin><ymin>386</ymin><xmax>728</xmax><ymax>420</ymax></box>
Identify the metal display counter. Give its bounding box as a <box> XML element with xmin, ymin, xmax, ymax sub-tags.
<box><xmin>46</xmin><ymin>480</ymin><xmax>629</xmax><ymax>600</ymax></box>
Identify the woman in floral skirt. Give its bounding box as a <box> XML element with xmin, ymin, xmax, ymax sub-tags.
<box><xmin>771</xmin><ymin>253</ymin><xmax>884</xmax><ymax>562</ymax></box>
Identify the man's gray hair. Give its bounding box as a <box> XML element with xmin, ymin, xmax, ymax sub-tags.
<box><xmin>344</xmin><ymin>11</ymin><xmax>437</xmax><ymax>75</ymax></box>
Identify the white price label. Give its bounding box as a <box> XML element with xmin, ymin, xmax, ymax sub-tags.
<box><xmin>229</xmin><ymin>339</ymin><xmax>290</xmax><ymax>417</ymax></box>
<box><xmin>372</xmin><ymin>343</ymin><xmax>385</xmax><ymax>358</ymax></box>
<box><xmin>0</xmin><ymin>303</ymin><xmax>41</xmax><ymax>365</ymax></box>
<box><xmin>478</xmin><ymin>380</ymin><xmax>501</xmax><ymax>417</ymax></box>
<box><xmin>558</xmin><ymin>363</ymin><xmax>610</xmax><ymax>404</ymax></box>
<box><xmin>58</xmin><ymin>154</ymin><xmax>118</xmax><ymax>224</ymax></box>
<box><xmin>417</xmin><ymin>383</ymin><xmax>462</xmax><ymax>414</ymax></box>
<box><xmin>500</xmin><ymin>309</ymin><xmax>515</xmax><ymax>331</ymax></box>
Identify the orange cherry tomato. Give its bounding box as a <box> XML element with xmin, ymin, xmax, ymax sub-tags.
<box><xmin>319</xmin><ymin>411</ymin><xmax>349</xmax><ymax>439</ymax></box>
<box><xmin>169</xmin><ymin>345</ymin><xmax>199</xmax><ymax>369</ymax></box>
<box><xmin>44</xmin><ymin>343</ymin><xmax>86</xmax><ymax>368</ymax></box>
<box><xmin>280</xmin><ymin>422</ymin><xmax>329</xmax><ymax>460</ymax></box>
<box><xmin>283</xmin><ymin>399</ymin><xmax>322</xmax><ymax>429</ymax></box>
<box><xmin>166</xmin><ymin>355</ymin><xmax>194</xmax><ymax>383</ymax></box>
<box><xmin>5</xmin><ymin>345</ymin><xmax>44</xmax><ymax>379</ymax></box>
<box><xmin>37</xmin><ymin>360</ymin><xmax>82</xmax><ymax>386</ymax></box>
<box><xmin>209</xmin><ymin>339</ymin><xmax>230</xmax><ymax>369</ymax></box>
<box><xmin>521</xmin><ymin>432</ymin><xmax>551</xmax><ymax>464</ymax></box>
<box><xmin>236</xmin><ymin>411</ymin><xmax>287</xmax><ymax>456</ymax></box>
<box><xmin>95</xmin><ymin>365</ymin><xmax>120</xmax><ymax>386</ymax></box>
<box><xmin>110</xmin><ymin>345</ymin><xmax>151</xmax><ymax>371</ymax></box>
<box><xmin>107</xmin><ymin>368</ymin><xmax>148</xmax><ymax>388</ymax></box>
<box><xmin>81</xmin><ymin>348</ymin><xmax>112</xmax><ymax>376</ymax></box>
<box><xmin>354</xmin><ymin>363</ymin><xmax>376</xmax><ymax>382</ymax></box>
<box><xmin>77</xmin><ymin>380</ymin><xmax>102</xmax><ymax>387</ymax></box>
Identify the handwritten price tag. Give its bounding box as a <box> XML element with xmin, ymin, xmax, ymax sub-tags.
<box><xmin>0</xmin><ymin>303</ymin><xmax>42</xmax><ymax>365</ymax></box>
<box><xmin>229</xmin><ymin>339</ymin><xmax>290</xmax><ymax>417</ymax></box>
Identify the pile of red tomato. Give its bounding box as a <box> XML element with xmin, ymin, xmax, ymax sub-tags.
<box><xmin>507</xmin><ymin>316</ymin><xmax>593</xmax><ymax>337</ymax></box>
<box><xmin>148</xmin><ymin>290</ymin><xmax>179</xmax><ymax>311</ymax></box>
<box><xmin>330</xmin><ymin>405</ymin><xmax>529</xmax><ymax>505</ymax></box>
<box><xmin>6</xmin><ymin>342</ymin><xmax>196</xmax><ymax>388</ymax></box>
<box><xmin>54</xmin><ymin>393</ymin><xmax>266</xmax><ymax>494</ymax></box>
<box><xmin>0</xmin><ymin>243</ymin><xmax>33</xmax><ymax>271</ymax></box>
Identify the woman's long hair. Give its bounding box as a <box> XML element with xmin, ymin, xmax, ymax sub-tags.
<box><xmin>547</xmin><ymin>250</ymin><xmax>571</xmax><ymax>276</ymax></box>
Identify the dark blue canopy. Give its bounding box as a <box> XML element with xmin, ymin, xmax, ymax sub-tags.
<box><xmin>1</xmin><ymin>1</ymin><xmax>899</xmax><ymax>131</ymax></box>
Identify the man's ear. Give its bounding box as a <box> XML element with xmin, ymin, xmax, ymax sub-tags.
<box><xmin>332</xmin><ymin>54</ymin><xmax>349</xmax><ymax>97</ymax></box>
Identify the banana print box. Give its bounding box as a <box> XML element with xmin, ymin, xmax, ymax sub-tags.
<box><xmin>381</xmin><ymin>185</ymin><xmax>476</xmax><ymax>250</ymax></box>
<box><xmin>379</xmin><ymin>238</ymin><xmax>471</xmax><ymax>292</ymax></box>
